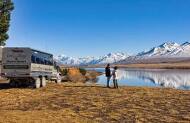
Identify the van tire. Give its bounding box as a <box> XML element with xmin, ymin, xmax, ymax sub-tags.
<box><xmin>56</xmin><ymin>79</ymin><xmax>61</xmax><ymax>84</ymax></box>
<box><xmin>41</xmin><ymin>77</ymin><xmax>46</xmax><ymax>87</ymax></box>
<box><xmin>9</xmin><ymin>79</ymin><xmax>16</xmax><ymax>87</ymax></box>
<box><xmin>35</xmin><ymin>78</ymin><xmax>41</xmax><ymax>88</ymax></box>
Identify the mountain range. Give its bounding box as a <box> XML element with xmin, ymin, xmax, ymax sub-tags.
<box><xmin>56</xmin><ymin>52</ymin><xmax>129</xmax><ymax>66</ymax></box>
<box><xmin>56</xmin><ymin>42</ymin><xmax>190</xmax><ymax>65</ymax></box>
<box><xmin>137</xmin><ymin>42</ymin><xmax>190</xmax><ymax>57</ymax></box>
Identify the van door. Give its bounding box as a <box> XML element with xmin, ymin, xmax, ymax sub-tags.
<box><xmin>2</xmin><ymin>48</ymin><xmax>31</xmax><ymax>77</ymax></box>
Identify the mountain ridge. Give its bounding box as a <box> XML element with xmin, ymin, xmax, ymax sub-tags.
<box><xmin>56</xmin><ymin>52</ymin><xmax>129</xmax><ymax>66</ymax></box>
<box><xmin>56</xmin><ymin>41</ymin><xmax>190</xmax><ymax>65</ymax></box>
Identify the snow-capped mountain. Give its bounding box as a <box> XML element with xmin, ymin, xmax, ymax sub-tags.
<box><xmin>56</xmin><ymin>55</ymin><xmax>97</xmax><ymax>65</ymax></box>
<box><xmin>117</xmin><ymin>41</ymin><xmax>190</xmax><ymax>64</ymax></box>
<box><xmin>92</xmin><ymin>52</ymin><xmax>130</xmax><ymax>64</ymax></box>
<box><xmin>137</xmin><ymin>42</ymin><xmax>190</xmax><ymax>57</ymax></box>
<box><xmin>56</xmin><ymin>42</ymin><xmax>190</xmax><ymax>65</ymax></box>
<box><xmin>56</xmin><ymin>52</ymin><xmax>129</xmax><ymax>66</ymax></box>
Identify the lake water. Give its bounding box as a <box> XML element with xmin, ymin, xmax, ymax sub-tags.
<box><xmin>86</xmin><ymin>68</ymin><xmax>190</xmax><ymax>90</ymax></box>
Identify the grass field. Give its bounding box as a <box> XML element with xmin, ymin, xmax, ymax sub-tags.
<box><xmin>0</xmin><ymin>81</ymin><xmax>189</xmax><ymax>123</ymax></box>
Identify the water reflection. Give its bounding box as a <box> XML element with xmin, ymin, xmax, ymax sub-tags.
<box><xmin>97</xmin><ymin>68</ymin><xmax>190</xmax><ymax>90</ymax></box>
<box><xmin>123</xmin><ymin>69</ymin><xmax>190</xmax><ymax>89</ymax></box>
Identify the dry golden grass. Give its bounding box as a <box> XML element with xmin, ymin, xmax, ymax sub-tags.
<box><xmin>0</xmin><ymin>82</ymin><xmax>189</xmax><ymax>123</ymax></box>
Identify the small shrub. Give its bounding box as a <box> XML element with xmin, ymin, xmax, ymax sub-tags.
<box><xmin>67</xmin><ymin>68</ymin><xmax>86</xmax><ymax>82</ymax></box>
<box><xmin>79</xmin><ymin>68</ymin><xmax>87</xmax><ymax>75</ymax></box>
<box><xmin>61</xmin><ymin>69</ymin><xmax>68</xmax><ymax>76</ymax></box>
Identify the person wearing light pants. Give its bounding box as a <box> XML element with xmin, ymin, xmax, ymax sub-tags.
<box><xmin>112</xmin><ymin>66</ymin><xmax>119</xmax><ymax>88</ymax></box>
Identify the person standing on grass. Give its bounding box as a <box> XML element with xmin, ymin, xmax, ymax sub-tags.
<box><xmin>105</xmin><ymin>64</ymin><xmax>111</xmax><ymax>88</ymax></box>
<box><xmin>112</xmin><ymin>66</ymin><xmax>119</xmax><ymax>88</ymax></box>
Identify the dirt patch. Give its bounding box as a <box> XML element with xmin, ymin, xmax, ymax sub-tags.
<box><xmin>0</xmin><ymin>82</ymin><xmax>189</xmax><ymax>122</ymax></box>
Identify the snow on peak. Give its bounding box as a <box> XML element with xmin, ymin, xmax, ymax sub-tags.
<box><xmin>56</xmin><ymin>52</ymin><xmax>129</xmax><ymax>65</ymax></box>
<box><xmin>137</xmin><ymin>42</ymin><xmax>190</xmax><ymax>57</ymax></box>
<box><xmin>181</xmin><ymin>42</ymin><xmax>190</xmax><ymax>46</ymax></box>
<box><xmin>159</xmin><ymin>42</ymin><xmax>179</xmax><ymax>48</ymax></box>
<box><xmin>98</xmin><ymin>52</ymin><xmax>129</xmax><ymax>64</ymax></box>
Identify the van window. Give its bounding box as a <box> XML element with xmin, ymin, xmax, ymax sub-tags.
<box><xmin>48</xmin><ymin>60</ymin><xmax>53</xmax><ymax>65</ymax></box>
<box><xmin>40</xmin><ymin>58</ymin><xmax>44</xmax><ymax>64</ymax></box>
<box><xmin>31</xmin><ymin>55</ymin><xmax>36</xmax><ymax>63</ymax></box>
<box><xmin>44</xmin><ymin>60</ymin><xmax>48</xmax><ymax>65</ymax></box>
<box><xmin>31</xmin><ymin>50</ymin><xmax>53</xmax><ymax>65</ymax></box>
<box><xmin>36</xmin><ymin>58</ymin><xmax>40</xmax><ymax>64</ymax></box>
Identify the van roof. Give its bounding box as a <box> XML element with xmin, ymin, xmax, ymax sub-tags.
<box><xmin>3</xmin><ymin>47</ymin><xmax>53</xmax><ymax>56</ymax></box>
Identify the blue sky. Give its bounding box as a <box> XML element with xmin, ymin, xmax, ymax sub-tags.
<box><xmin>7</xmin><ymin>0</ymin><xmax>190</xmax><ymax>57</ymax></box>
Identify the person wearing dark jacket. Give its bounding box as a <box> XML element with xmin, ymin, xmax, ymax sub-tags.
<box><xmin>105</xmin><ymin>64</ymin><xmax>111</xmax><ymax>88</ymax></box>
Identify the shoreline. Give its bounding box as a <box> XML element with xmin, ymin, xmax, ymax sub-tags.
<box><xmin>81</xmin><ymin>62</ymin><xmax>190</xmax><ymax>69</ymax></box>
<box><xmin>88</xmin><ymin>82</ymin><xmax>190</xmax><ymax>91</ymax></box>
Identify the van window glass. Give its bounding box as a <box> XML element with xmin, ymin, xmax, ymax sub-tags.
<box><xmin>36</xmin><ymin>58</ymin><xmax>40</xmax><ymax>64</ymax></box>
<box><xmin>48</xmin><ymin>60</ymin><xmax>53</xmax><ymax>65</ymax></box>
<box><xmin>31</xmin><ymin>55</ymin><xmax>36</xmax><ymax>63</ymax></box>
<box><xmin>44</xmin><ymin>60</ymin><xmax>48</xmax><ymax>65</ymax></box>
<box><xmin>40</xmin><ymin>58</ymin><xmax>45</xmax><ymax>64</ymax></box>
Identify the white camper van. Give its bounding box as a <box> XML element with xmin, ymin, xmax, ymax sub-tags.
<box><xmin>1</xmin><ymin>47</ymin><xmax>61</xmax><ymax>88</ymax></box>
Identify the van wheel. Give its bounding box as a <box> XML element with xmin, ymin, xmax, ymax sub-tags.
<box><xmin>35</xmin><ymin>78</ymin><xmax>41</xmax><ymax>88</ymax></box>
<box><xmin>9</xmin><ymin>79</ymin><xmax>16</xmax><ymax>87</ymax></box>
<box><xmin>56</xmin><ymin>79</ymin><xmax>61</xmax><ymax>84</ymax></box>
<box><xmin>41</xmin><ymin>77</ymin><xmax>46</xmax><ymax>87</ymax></box>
